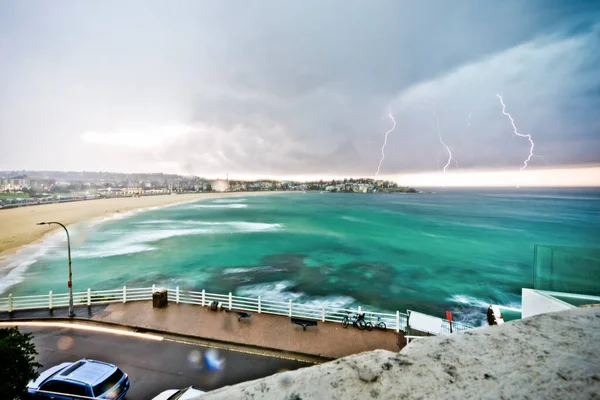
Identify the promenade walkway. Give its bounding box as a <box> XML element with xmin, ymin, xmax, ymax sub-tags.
<box><xmin>1</xmin><ymin>301</ymin><xmax>404</xmax><ymax>360</ymax></box>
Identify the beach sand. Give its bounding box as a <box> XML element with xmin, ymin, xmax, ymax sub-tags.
<box><xmin>0</xmin><ymin>192</ymin><xmax>275</xmax><ymax>259</ymax></box>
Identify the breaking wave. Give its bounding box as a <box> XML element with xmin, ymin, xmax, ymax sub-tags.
<box><xmin>222</xmin><ymin>266</ymin><xmax>285</xmax><ymax>274</ymax></box>
<box><xmin>447</xmin><ymin>294</ymin><xmax>520</xmax><ymax>327</ymax></box>
<box><xmin>212</xmin><ymin>198</ymin><xmax>247</xmax><ymax>203</ymax></box>
<box><xmin>0</xmin><ymin>231</ymin><xmax>65</xmax><ymax>294</ymax></box>
<box><xmin>190</xmin><ymin>204</ymin><xmax>248</xmax><ymax>209</ymax></box>
<box><xmin>137</xmin><ymin>220</ymin><xmax>283</xmax><ymax>232</ymax></box>
<box><xmin>236</xmin><ymin>281</ymin><xmax>356</xmax><ymax>310</ymax></box>
<box><xmin>72</xmin><ymin>221</ymin><xmax>283</xmax><ymax>259</ymax></box>
<box><xmin>72</xmin><ymin>229</ymin><xmax>210</xmax><ymax>258</ymax></box>
<box><xmin>447</xmin><ymin>294</ymin><xmax>492</xmax><ymax>327</ymax></box>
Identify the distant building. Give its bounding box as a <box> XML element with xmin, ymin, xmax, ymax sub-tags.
<box><xmin>121</xmin><ymin>187</ymin><xmax>143</xmax><ymax>195</ymax></box>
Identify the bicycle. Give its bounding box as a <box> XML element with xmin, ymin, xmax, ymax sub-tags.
<box><xmin>367</xmin><ymin>314</ymin><xmax>387</xmax><ymax>331</ymax></box>
<box><xmin>342</xmin><ymin>311</ymin><xmax>371</xmax><ymax>330</ymax></box>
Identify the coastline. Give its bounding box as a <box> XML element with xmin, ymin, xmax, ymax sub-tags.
<box><xmin>0</xmin><ymin>192</ymin><xmax>281</xmax><ymax>260</ymax></box>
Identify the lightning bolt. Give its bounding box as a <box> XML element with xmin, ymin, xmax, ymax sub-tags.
<box><xmin>375</xmin><ymin>113</ymin><xmax>397</xmax><ymax>177</ymax></box>
<box><xmin>432</xmin><ymin>107</ymin><xmax>455</xmax><ymax>172</ymax></box>
<box><xmin>496</xmin><ymin>94</ymin><xmax>535</xmax><ymax>171</ymax></box>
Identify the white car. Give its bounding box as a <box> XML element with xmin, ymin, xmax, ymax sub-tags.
<box><xmin>152</xmin><ymin>386</ymin><xmax>206</xmax><ymax>400</ymax></box>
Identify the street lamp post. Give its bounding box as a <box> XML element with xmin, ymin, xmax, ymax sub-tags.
<box><xmin>37</xmin><ymin>221</ymin><xmax>74</xmax><ymax>317</ymax></box>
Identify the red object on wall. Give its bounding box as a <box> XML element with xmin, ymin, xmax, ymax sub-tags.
<box><xmin>67</xmin><ymin>281</ymin><xmax>72</xmax><ymax>288</ymax></box>
<box><xmin>446</xmin><ymin>311</ymin><xmax>452</xmax><ymax>322</ymax></box>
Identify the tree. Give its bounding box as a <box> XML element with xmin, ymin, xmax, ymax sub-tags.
<box><xmin>0</xmin><ymin>327</ymin><xmax>42</xmax><ymax>399</ymax></box>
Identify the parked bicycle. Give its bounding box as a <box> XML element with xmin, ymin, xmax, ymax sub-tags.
<box><xmin>342</xmin><ymin>311</ymin><xmax>371</xmax><ymax>330</ymax></box>
<box><xmin>367</xmin><ymin>314</ymin><xmax>387</xmax><ymax>331</ymax></box>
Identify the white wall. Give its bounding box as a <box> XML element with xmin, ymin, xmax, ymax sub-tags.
<box><xmin>522</xmin><ymin>289</ymin><xmax>573</xmax><ymax>319</ymax></box>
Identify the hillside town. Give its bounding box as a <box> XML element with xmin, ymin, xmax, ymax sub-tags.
<box><xmin>0</xmin><ymin>171</ymin><xmax>416</xmax><ymax>208</ymax></box>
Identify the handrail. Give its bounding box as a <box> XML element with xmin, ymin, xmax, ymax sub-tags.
<box><xmin>0</xmin><ymin>286</ymin><xmax>474</xmax><ymax>334</ymax></box>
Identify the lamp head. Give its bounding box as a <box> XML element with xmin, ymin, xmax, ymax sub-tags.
<box><xmin>36</xmin><ymin>222</ymin><xmax>46</xmax><ymax>225</ymax></box>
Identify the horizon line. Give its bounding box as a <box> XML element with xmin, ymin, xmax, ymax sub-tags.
<box><xmin>1</xmin><ymin>165</ymin><xmax>599</xmax><ymax>188</ymax></box>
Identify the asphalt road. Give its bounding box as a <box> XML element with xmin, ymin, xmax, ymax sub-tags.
<box><xmin>22</xmin><ymin>326</ymin><xmax>311</xmax><ymax>399</ymax></box>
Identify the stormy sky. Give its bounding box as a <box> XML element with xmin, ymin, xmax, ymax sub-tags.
<box><xmin>0</xmin><ymin>1</ymin><xmax>599</xmax><ymax>180</ymax></box>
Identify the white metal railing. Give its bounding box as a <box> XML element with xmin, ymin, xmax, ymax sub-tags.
<box><xmin>0</xmin><ymin>286</ymin><xmax>474</xmax><ymax>335</ymax></box>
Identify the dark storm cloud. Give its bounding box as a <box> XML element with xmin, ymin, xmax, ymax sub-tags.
<box><xmin>0</xmin><ymin>1</ymin><xmax>598</xmax><ymax>176</ymax></box>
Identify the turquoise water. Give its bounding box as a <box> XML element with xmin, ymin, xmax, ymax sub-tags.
<box><xmin>3</xmin><ymin>189</ymin><xmax>599</xmax><ymax>325</ymax></box>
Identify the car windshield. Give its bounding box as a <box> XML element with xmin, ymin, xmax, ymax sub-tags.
<box><xmin>92</xmin><ymin>369</ymin><xmax>123</xmax><ymax>396</ymax></box>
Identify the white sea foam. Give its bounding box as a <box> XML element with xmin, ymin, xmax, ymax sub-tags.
<box><xmin>236</xmin><ymin>281</ymin><xmax>356</xmax><ymax>310</ymax></box>
<box><xmin>137</xmin><ymin>220</ymin><xmax>283</xmax><ymax>232</ymax></box>
<box><xmin>449</xmin><ymin>294</ymin><xmax>491</xmax><ymax>308</ymax></box>
<box><xmin>237</xmin><ymin>281</ymin><xmax>297</xmax><ymax>301</ymax></box>
<box><xmin>448</xmin><ymin>294</ymin><xmax>522</xmax><ymax>327</ymax></box>
<box><xmin>72</xmin><ymin>244</ymin><xmax>158</xmax><ymax>259</ymax></box>
<box><xmin>421</xmin><ymin>232</ymin><xmax>449</xmax><ymax>238</ymax></box>
<box><xmin>191</xmin><ymin>204</ymin><xmax>248</xmax><ymax>209</ymax></box>
<box><xmin>82</xmin><ymin>197</ymin><xmax>217</xmax><ymax>230</ymax></box>
<box><xmin>0</xmin><ymin>199</ymin><xmax>211</xmax><ymax>294</ymax></box>
<box><xmin>222</xmin><ymin>266</ymin><xmax>285</xmax><ymax>275</ymax></box>
<box><xmin>212</xmin><ymin>198</ymin><xmax>247</xmax><ymax>203</ymax></box>
<box><xmin>300</xmin><ymin>295</ymin><xmax>357</xmax><ymax>310</ymax></box>
<box><xmin>73</xmin><ymin>198</ymin><xmax>200</xmax><ymax>232</ymax></box>
<box><xmin>227</xmin><ymin>222</ymin><xmax>282</xmax><ymax>231</ymax></box>
<box><xmin>136</xmin><ymin>219</ymin><xmax>173</xmax><ymax>224</ymax></box>
<box><xmin>72</xmin><ymin>221</ymin><xmax>283</xmax><ymax>259</ymax></box>
<box><xmin>448</xmin><ymin>294</ymin><xmax>496</xmax><ymax>327</ymax></box>
<box><xmin>72</xmin><ymin>228</ymin><xmax>210</xmax><ymax>259</ymax></box>
<box><xmin>118</xmin><ymin>228</ymin><xmax>212</xmax><ymax>243</ymax></box>
<box><xmin>0</xmin><ymin>213</ymin><xmax>142</xmax><ymax>294</ymax></box>
<box><xmin>341</xmin><ymin>215</ymin><xmax>370</xmax><ymax>224</ymax></box>
<box><xmin>0</xmin><ymin>230</ymin><xmax>65</xmax><ymax>294</ymax></box>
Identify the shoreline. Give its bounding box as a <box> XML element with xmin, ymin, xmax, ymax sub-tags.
<box><xmin>0</xmin><ymin>191</ymin><xmax>282</xmax><ymax>260</ymax></box>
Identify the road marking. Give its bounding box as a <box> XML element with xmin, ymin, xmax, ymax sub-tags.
<box><xmin>0</xmin><ymin>321</ymin><xmax>164</xmax><ymax>341</ymax></box>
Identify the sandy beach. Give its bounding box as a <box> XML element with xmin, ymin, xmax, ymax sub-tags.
<box><xmin>0</xmin><ymin>192</ymin><xmax>276</xmax><ymax>259</ymax></box>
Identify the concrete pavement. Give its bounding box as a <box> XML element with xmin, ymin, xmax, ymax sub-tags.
<box><xmin>1</xmin><ymin>300</ymin><xmax>404</xmax><ymax>359</ymax></box>
<box><xmin>93</xmin><ymin>301</ymin><xmax>403</xmax><ymax>358</ymax></box>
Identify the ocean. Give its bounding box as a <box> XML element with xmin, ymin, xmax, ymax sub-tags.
<box><xmin>2</xmin><ymin>188</ymin><xmax>599</xmax><ymax>326</ymax></box>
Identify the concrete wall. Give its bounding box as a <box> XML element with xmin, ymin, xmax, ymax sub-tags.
<box><xmin>522</xmin><ymin>288</ymin><xmax>573</xmax><ymax>318</ymax></box>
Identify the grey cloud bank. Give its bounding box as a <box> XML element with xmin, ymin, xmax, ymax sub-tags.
<box><xmin>0</xmin><ymin>1</ymin><xmax>598</xmax><ymax>179</ymax></box>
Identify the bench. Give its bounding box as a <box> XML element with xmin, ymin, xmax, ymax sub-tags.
<box><xmin>291</xmin><ymin>317</ymin><xmax>318</xmax><ymax>331</ymax></box>
<box><xmin>209</xmin><ymin>301</ymin><xmax>224</xmax><ymax>312</ymax></box>
<box><xmin>237</xmin><ymin>312</ymin><xmax>251</xmax><ymax>321</ymax></box>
